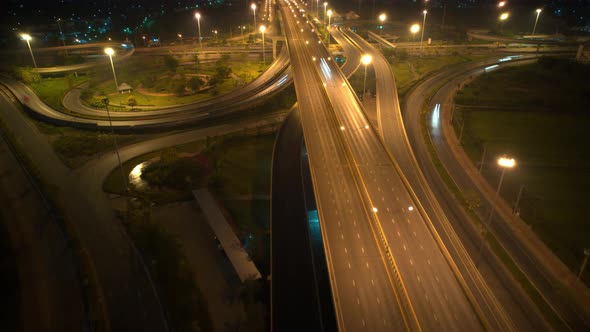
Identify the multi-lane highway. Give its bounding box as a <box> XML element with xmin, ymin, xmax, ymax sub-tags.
<box><xmin>280</xmin><ymin>2</ymin><xmax>410</xmax><ymax>330</ymax></box>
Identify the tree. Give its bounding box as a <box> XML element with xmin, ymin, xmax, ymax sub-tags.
<box><xmin>14</xmin><ymin>66</ymin><xmax>40</xmax><ymax>83</ymax></box>
<box><xmin>193</xmin><ymin>53</ymin><xmax>200</xmax><ymax>70</ymax></box>
<box><xmin>163</xmin><ymin>54</ymin><xmax>179</xmax><ymax>72</ymax></box>
<box><xmin>128</xmin><ymin>97</ymin><xmax>137</xmax><ymax>109</ymax></box>
<box><xmin>174</xmin><ymin>82</ymin><xmax>186</xmax><ymax>96</ymax></box>
<box><xmin>215</xmin><ymin>65</ymin><xmax>232</xmax><ymax>79</ymax></box>
<box><xmin>188</xmin><ymin>76</ymin><xmax>202</xmax><ymax>92</ymax></box>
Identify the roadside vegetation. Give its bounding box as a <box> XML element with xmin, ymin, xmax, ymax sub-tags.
<box><xmin>452</xmin><ymin>57</ymin><xmax>590</xmax><ymax>285</ymax></box>
<box><xmin>27</xmin><ymin>73</ymin><xmax>90</xmax><ymax>112</ymax></box>
<box><xmin>81</xmin><ymin>54</ymin><xmax>267</xmax><ymax>109</ymax></box>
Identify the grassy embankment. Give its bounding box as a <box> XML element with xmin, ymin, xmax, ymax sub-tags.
<box><xmin>452</xmin><ymin>57</ymin><xmax>590</xmax><ymax>286</ymax></box>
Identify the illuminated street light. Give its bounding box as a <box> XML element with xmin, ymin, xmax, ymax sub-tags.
<box><xmin>410</xmin><ymin>23</ymin><xmax>420</xmax><ymax>41</ymax></box>
<box><xmin>378</xmin><ymin>13</ymin><xmax>386</xmax><ymax>34</ymax></box>
<box><xmin>532</xmin><ymin>8</ymin><xmax>542</xmax><ymax>36</ymax></box>
<box><xmin>251</xmin><ymin>3</ymin><xmax>257</xmax><ymax>34</ymax></box>
<box><xmin>259</xmin><ymin>25</ymin><xmax>266</xmax><ymax>65</ymax></box>
<box><xmin>478</xmin><ymin>156</ymin><xmax>516</xmax><ymax>262</ymax></box>
<box><xmin>177</xmin><ymin>33</ymin><xmax>183</xmax><ymax>45</ymax></box>
<box><xmin>361</xmin><ymin>54</ymin><xmax>372</xmax><ymax>97</ymax></box>
<box><xmin>57</xmin><ymin>18</ymin><xmax>68</xmax><ymax>56</ymax></box>
<box><xmin>104</xmin><ymin>47</ymin><xmax>118</xmax><ymax>90</ymax></box>
<box><xmin>101</xmin><ymin>48</ymin><xmax>127</xmax><ymax>192</ymax></box>
<box><xmin>195</xmin><ymin>12</ymin><xmax>202</xmax><ymax>49</ymax></box>
<box><xmin>498</xmin><ymin>1</ymin><xmax>506</xmax><ymax>8</ymax></box>
<box><xmin>420</xmin><ymin>10</ymin><xmax>427</xmax><ymax>51</ymax></box>
<box><xmin>20</xmin><ymin>34</ymin><xmax>38</xmax><ymax>70</ymax></box>
<box><xmin>323</xmin><ymin>2</ymin><xmax>328</xmax><ymax>24</ymax></box>
<box><xmin>326</xmin><ymin>9</ymin><xmax>333</xmax><ymax>43</ymax></box>
<box><xmin>499</xmin><ymin>12</ymin><xmax>509</xmax><ymax>32</ymax></box>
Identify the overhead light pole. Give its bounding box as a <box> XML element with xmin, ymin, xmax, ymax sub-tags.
<box><xmin>378</xmin><ymin>13</ymin><xmax>386</xmax><ymax>34</ymax></box>
<box><xmin>251</xmin><ymin>3</ymin><xmax>257</xmax><ymax>34</ymax></box>
<box><xmin>361</xmin><ymin>54</ymin><xmax>372</xmax><ymax>97</ymax></box>
<box><xmin>532</xmin><ymin>8</ymin><xmax>542</xmax><ymax>36</ymax></box>
<box><xmin>323</xmin><ymin>2</ymin><xmax>328</xmax><ymax>24</ymax></box>
<box><xmin>410</xmin><ymin>24</ymin><xmax>420</xmax><ymax>42</ymax></box>
<box><xmin>260</xmin><ymin>25</ymin><xmax>266</xmax><ymax>65</ymax></box>
<box><xmin>420</xmin><ymin>10</ymin><xmax>427</xmax><ymax>51</ymax></box>
<box><xmin>57</xmin><ymin>18</ymin><xmax>68</xmax><ymax>56</ymax></box>
<box><xmin>326</xmin><ymin>9</ymin><xmax>333</xmax><ymax>43</ymax></box>
<box><xmin>104</xmin><ymin>47</ymin><xmax>119</xmax><ymax>91</ymax></box>
<box><xmin>499</xmin><ymin>12</ymin><xmax>509</xmax><ymax>32</ymax></box>
<box><xmin>195</xmin><ymin>12</ymin><xmax>202</xmax><ymax>49</ymax></box>
<box><xmin>21</xmin><ymin>34</ymin><xmax>38</xmax><ymax>70</ymax></box>
<box><xmin>478</xmin><ymin>156</ymin><xmax>516</xmax><ymax>263</ymax></box>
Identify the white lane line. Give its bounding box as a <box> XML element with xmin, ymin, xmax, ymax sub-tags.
<box><xmin>371</xmin><ymin>279</ymin><xmax>375</xmax><ymax>286</ymax></box>
<box><xmin>381</xmin><ymin>196</ymin><xmax>385</xmax><ymax>202</ymax></box>
<box><xmin>352</xmin><ymin>279</ymin><xmax>356</xmax><ymax>287</ymax></box>
<box><xmin>338</xmin><ymin>221</ymin><xmax>341</xmax><ymax>227</ymax></box>
<box><xmin>403</xmin><ymin>244</ymin><xmax>407</xmax><ymax>251</ymax></box>
<box><xmin>361</xmin><ymin>247</ymin><xmax>365</xmax><ymax>253</ymax></box>
<box><xmin>391</xmin><ymin>218</ymin><xmax>395</xmax><ymax>224</ymax></box>
<box><xmin>344</xmin><ymin>247</ymin><xmax>348</xmax><ymax>254</ymax></box>
<box><xmin>348</xmin><ymin>262</ymin><xmax>352</xmax><ymax>269</ymax></box>
<box><xmin>410</xmin><ymin>259</ymin><xmax>414</xmax><ymax>266</ymax></box>
<box><xmin>413</xmin><ymin>231</ymin><xmax>417</xmax><ymax>237</ymax></box>
<box><xmin>357</xmin><ymin>232</ymin><xmax>360</xmax><ymax>239</ymax></box>
<box><xmin>362</xmin><ymin>319</ymin><xmax>366</xmax><ymax>327</ymax></box>
<box><xmin>340</xmin><ymin>233</ymin><xmax>344</xmax><ymax>240</ymax></box>
<box><xmin>435</xmin><ymin>276</ymin><xmax>440</xmax><ymax>283</ymax></box>
<box><xmin>397</xmin><ymin>231</ymin><xmax>401</xmax><ymax>237</ymax></box>
<box><xmin>366</xmin><ymin>262</ymin><xmax>369</xmax><ymax>269</ymax></box>
<box><xmin>427</xmin><ymin>259</ymin><xmax>431</xmax><ymax>265</ymax></box>
<box><xmin>417</xmin><ymin>275</ymin><xmax>421</xmax><ymax>283</ymax></box>
<box><xmin>357</xmin><ymin>297</ymin><xmax>361</xmax><ymax>305</ymax></box>
<box><xmin>376</xmin><ymin>297</ymin><xmax>381</xmax><ymax>304</ymax></box>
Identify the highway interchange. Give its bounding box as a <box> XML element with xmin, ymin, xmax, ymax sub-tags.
<box><xmin>1</xmin><ymin>0</ymin><xmax>588</xmax><ymax>331</ymax></box>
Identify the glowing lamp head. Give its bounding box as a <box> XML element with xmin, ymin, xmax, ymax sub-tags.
<box><xmin>195</xmin><ymin>12</ymin><xmax>201</xmax><ymax>19</ymax></box>
<box><xmin>410</xmin><ymin>24</ymin><xmax>420</xmax><ymax>34</ymax></box>
<box><xmin>259</xmin><ymin>25</ymin><xmax>266</xmax><ymax>33</ymax></box>
<box><xmin>21</xmin><ymin>33</ymin><xmax>32</xmax><ymax>41</ymax></box>
<box><xmin>361</xmin><ymin>54</ymin><xmax>372</xmax><ymax>65</ymax></box>
<box><xmin>497</xmin><ymin>156</ymin><xmax>516</xmax><ymax>168</ymax></box>
<box><xmin>379</xmin><ymin>13</ymin><xmax>386</xmax><ymax>22</ymax></box>
<box><xmin>536</xmin><ymin>8</ymin><xmax>542</xmax><ymax>14</ymax></box>
<box><xmin>327</xmin><ymin>9</ymin><xmax>332</xmax><ymax>17</ymax></box>
<box><xmin>423</xmin><ymin>10</ymin><xmax>427</xmax><ymax>15</ymax></box>
<box><xmin>104</xmin><ymin>47</ymin><xmax>115</xmax><ymax>56</ymax></box>
<box><xmin>324</xmin><ymin>2</ymin><xmax>327</xmax><ymax>7</ymax></box>
<box><xmin>500</xmin><ymin>12</ymin><xmax>509</xmax><ymax>21</ymax></box>
<box><xmin>251</xmin><ymin>3</ymin><xmax>256</xmax><ymax>10</ymax></box>
<box><xmin>498</xmin><ymin>1</ymin><xmax>506</xmax><ymax>8</ymax></box>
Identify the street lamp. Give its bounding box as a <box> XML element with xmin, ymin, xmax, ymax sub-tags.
<box><xmin>378</xmin><ymin>13</ymin><xmax>386</xmax><ymax>34</ymax></box>
<box><xmin>102</xmin><ymin>97</ymin><xmax>127</xmax><ymax>192</ymax></box>
<box><xmin>498</xmin><ymin>1</ymin><xmax>506</xmax><ymax>8</ymax></box>
<box><xmin>420</xmin><ymin>10</ymin><xmax>427</xmax><ymax>51</ymax></box>
<box><xmin>259</xmin><ymin>25</ymin><xmax>266</xmax><ymax>64</ymax></box>
<box><xmin>104</xmin><ymin>47</ymin><xmax>119</xmax><ymax>91</ymax></box>
<box><xmin>326</xmin><ymin>9</ymin><xmax>333</xmax><ymax>43</ymax></box>
<box><xmin>410</xmin><ymin>24</ymin><xmax>420</xmax><ymax>41</ymax></box>
<box><xmin>477</xmin><ymin>156</ymin><xmax>516</xmax><ymax>263</ymax></box>
<box><xmin>57</xmin><ymin>18</ymin><xmax>68</xmax><ymax>56</ymax></box>
<box><xmin>316</xmin><ymin>0</ymin><xmax>319</xmax><ymax>18</ymax></box>
<box><xmin>361</xmin><ymin>54</ymin><xmax>372</xmax><ymax>97</ymax></box>
<box><xmin>195</xmin><ymin>12</ymin><xmax>202</xmax><ymax>49</ymax></box>
<box><xmin>532</xmin><ymin>8</ymin><xmax>542</xmax><ymax>36</ymax></box>
<box><xmin>323</xmin><ymin>2</ymin><xmax>328</xmax><ymax>24</ymax></box>
<box><xmin>251</xmin><ymin>3</ymin><xmax>257</xmax><ymax>34</ymax></box>
<box><xmin>177</xmin><ymin>33</ymin><xmax>183</xmax><ymax>45</ymax></box>
<box><xmin>21</xmin><ymin>34</ymin><xmax>38</xmax><ymax>70</ymax></box>
<box><xmin>499</xmin><ymin>12</ymin><xmax>509</xmax><ymax>32</ymax></box>
<box><xmin>213</xmin><ymin>30</ymin><xmax>218</xmax><ymax>41</ymax></box>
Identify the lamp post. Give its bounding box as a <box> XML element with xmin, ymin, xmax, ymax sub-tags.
<box><xmin>195</xmin><ymin>13</ymin><xmax>202</xmax><ymax>49</ymax></box>
<box><xmin>213</xmin><ymin>30</ymin><xmax>218</xmax><ymax>41</ymax></box>
<box><xmin>499</xmin><ymin>12</ymin><xmax>509</xmax><ymax>32</ymax></box>
<box><xmin>420</xmin><ymin>10</ymin><xmax>427</xmax><ymax>51</ymax></box>
<box><xmin>323</xmin><ymin>2</ymin><xmax>328</xmax><ymax>24</ymax></box>
<box><xmin>316</xmin><ymin>0</ymin><xmax>319</xmax><ymax>18</ymax></box>
<box><xmin>378</xmin><ymin>13</ymin><xmax>386</xmax><ymax>34</ymax></box>
<box><xmin>177</xmin><ymin>33</ymin><xmax>183</xmax><ymax>45</ymax></box>
<box><xmin>104</xmin><ymin>47</ymin><xmax>119</xmax><ymax>91</ymax></box>
<box><xmin>478</xmin><ymin>156</ymin><xmax>516</xmax><ymax>263</ymax></box>
<box><xmin>326</xmin><ymin>9</ymin><xmax>332</xmax><ymax>43</ymax></box>
<box><xmin>259</xmin><ymin>25</ymin><xmax>266</xmax><ymax>64</ymax></box>
<box><xmin>102</xmin><ymin>97</ymin><xmax>127</xmax><ymax>192</ymax></box>
<box><xmin>251</xmin><ymin>3</ymin><xmax>257</xmax><ymax>34</ymax></box>
<box><xmin>21</xmin><ymin>34</ymin><xmax>38</xmax><ymax>70</ymax></box>
<box><xmin>532</xmin><ymin>8</ymin><xmax>542</xmax><ymax>36</ymax></box>
<box><xmin>410</xmin><ymin>24</ymin><xmax>420</xmax><ymax>42</ymax></box>
<box><xmin>57</xmin><ymin>18</ymin><xmax>68</xmax><ymax>56</ymax></box>
<box><xmin>361</xmin><ymin>54</ymin><xmax>372</xmax><ymax>98</ymax></box>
